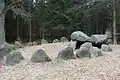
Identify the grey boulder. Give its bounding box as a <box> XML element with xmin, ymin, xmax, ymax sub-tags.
<box><xmin>31</xmin><ymin>49</ymin><xmax>51</xmax><ymax>63</ymax></box>
<box><xmin>101</xmin><ymin>44</ymin><xmax>112</xmax><ymax>52</ymax></box>
<box><xmin>57</xmin><ymin>47</ymin><xmax>76</xmax><ymax>60</ymax></box>
<box><xmin>33</xmin><ymin>41</ymin><xmax>38</xmax><ymax>46</ymax></box>
<box><xmin>90</xmin><ymin>47</ymin><xmax>102</xmax><ymax>58</ymax></box>
<box><xmin>6</xmin><ymin>51</ymin><xmax>24</xmax><ymax>65</ymax></box>
<box><xmin>76</xmin><ymin>42</ymin><xmax>92</xmax><ymax>58</ymax></box>
<box><xmin>68</xmin><ymin>40</ymin><xmax>77</xmax><ymax>50</ymax></box>
<box><xmin>0</xmin><ymin>48</ymin><xmax>9</xmax><ymax>61</ymax></box>
<box><xmin>70</xmin><ymin>31</ymin><xmax>92</xmax><ymax>42</ymax></box>
<box><xmin>91</xmin><ymin>35</ymin><xmax>108</xmax><ymax>44</ymax></box>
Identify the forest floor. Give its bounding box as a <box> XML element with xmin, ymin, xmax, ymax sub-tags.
<box><xmin>0</xmin><ymin>42</ymin><xmax>120</xmax><ymax>80</ymax></box>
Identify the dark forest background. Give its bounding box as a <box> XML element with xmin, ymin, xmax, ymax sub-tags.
<box><xmin>3</xmin><ymin>0</ymin><xmax>120</xmax><ymax>43</ymax></box>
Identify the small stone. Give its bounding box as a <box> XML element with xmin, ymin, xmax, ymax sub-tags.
<box><xmin>33</xmin><ymin>41</ymin><xmax>38</xmax><ymax>46</ymax></box>
<box><xmin>60</xmin><ymin>37</ymin><xmax>68</xmax><ymax>42</ymax></box>
<box><xmin>41</xmin><ymin>39</ymin><xmax>48</xmax><ymax>44</ymax></box>
<box><xmin>52</xmin><ymin>39</ymin><xmax>59</xmax><ymax>43</ymax></box>
<box><xmin>27</xmin><ymin>42</ymin><xmax>33</xmax><ymax>46</ymax></box>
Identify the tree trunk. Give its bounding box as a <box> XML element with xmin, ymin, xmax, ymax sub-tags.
<box><xmin>17</xmin><ymin>16</ymin><xmax>20</xmax><ymax>41</ymax></box>
<box><xmin>29</xmin><ymin>0</ymin><xmax>32</xmax><ymax>42</ymax></box>
<box><xmin>0</xmin><ymin>0</ymin><xmax>5</xmax><ymax>49</ymax></box>
<box><xmin>113</xmin><ymin>0</ymin><xmax>117</xmax><ymax>45</ymax></box>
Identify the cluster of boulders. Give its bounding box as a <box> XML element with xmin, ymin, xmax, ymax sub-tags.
<box><xmin>76</xmin><ymin>42</ymin><xmax>103</xmax><ymax>58</ymax></box>
<box><xmin>68</xmin><ymin>31</ymin><xmax>113</xmax><ymax>58</ymax></box>
<box><xmin>3</xmin><ymin>41</ymin><xmax>23</xmax><ymax>52</ymax></box>
<box><xmin>0</xmin><ymin>31</ymin><xmax>113</xmax><ymax>66</ymax></box>
<box><xmin>3</xmin><ymin>41</ymin><xmax>25</xmax><ymax>52</ymax></box>
<box><xmin>69</xmin><ymin>31</ymin><xmax>111</xmax><ymax>49</ymax></box>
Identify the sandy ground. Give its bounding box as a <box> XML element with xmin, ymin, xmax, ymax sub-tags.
<box><xmin>0</xmin><ymin>42</ymin><xmax>120</xmax><ymax>80</ymax></box>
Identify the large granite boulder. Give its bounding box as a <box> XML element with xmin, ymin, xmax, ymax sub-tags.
<box><xmin>70</xmin><ymin>31</ymin><xmax>92</xmax><ymax>42</ymax></box>
<box><xmin>91</xmin><ymin>35</ymin><xmax>108</xmax><ymax>44</ymax></box>
<box><xmin>31</xmin><ymin>49</ymin><xmax>51</xmax><ymax>63</ymax></box>
<box><xmin>101</xmin><ymin>44</ymin><xmax>112</xmax><ymax>52</ymax></box>
<box><xmin>6</xmin><ymin>51</ymin><xmax>24</xmax><ymax>65</ymax></box>
<box><xmin>76</xmin><ymin>42</ymin><xmax>92</xmax><ymax>58</ymax></box>
<box><xmin>90</xmin><ymin>47</ymin><xmax>102</xmax><ymax>58</ymax></box>
<box><xmin>91</xmin><ymin>35</ymin><xmax>108</xmax><ymax>48</ymax></box>
<box><xmin>57</xmin><ymin>47</ymin><xmax>76</xmax><ymax>60</ymax></box>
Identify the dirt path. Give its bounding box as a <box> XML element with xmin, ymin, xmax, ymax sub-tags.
<box><xmin>0</xmin><ymin>43</ymin><xmax>120</xmax><ymax>80</ymax></box>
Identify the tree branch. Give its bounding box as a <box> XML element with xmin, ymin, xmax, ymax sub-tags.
<box><xmin>1</xmin><ymin>0</ymin><xmax>21</xmax><ymax>14</ymax></box>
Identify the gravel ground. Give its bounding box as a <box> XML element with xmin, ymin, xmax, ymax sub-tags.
<box><xmin>0</xmin><ymin>43</ymin><xmax>120</xmax><ymax>80</ymax></box>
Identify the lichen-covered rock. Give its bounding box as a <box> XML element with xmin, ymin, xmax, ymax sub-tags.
<box><xmin>76</xmin><ymin>42</ymin><xmax>92</xmax><ymax>58</ymax></box>
<box><xmin>6</xmin><ymin>51</ymin><xmax>24</xmax><ymax>65</ymax></box>
<box><xmin>52</xmin><ymin>39</ymin><xmax>59</xmax><ymax>43</ymax></box>
<box><xmin>90</xmin><ymin>47</ymin><xmax>102</xmax><ymax>58</ymax></box>
<box><xmin>41</xmin><ymin>39</ymin><xmax>48</xmax><ymax>44</ymax></box>
<box><xmin>101</xmin><ymin>44</ymin><xmax>112</xmax><ymax>52</ymax></box>
<box><xmin>60</xmin><ymin>37</ymin><xmax>68</xmax><ymax>42</ymax></box>
<box><xmin>31</xmin><ymin>49</ymin><xmax>51</xmax><ymax>63</ymax></box>
<box><xmin>68</xmin><ymin>40</ymin><xmax>77</xmax><ymax>50</ymax></box>
<box><xmin>57</xmin><ymin>47</ymin><xmax>76</xmax><ymax>60</ymax></box>
<box><xmin>70</xmin><ymin>31</ymin><xmax>92</xmax><ymax>42</ymax></box>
